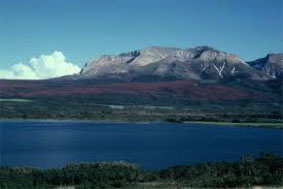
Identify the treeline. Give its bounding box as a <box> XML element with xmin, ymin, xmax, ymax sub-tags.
<box><xmin>0</xmin><ymin>152</ymin><xmax>282</xmax><ymax>188</ymax></box>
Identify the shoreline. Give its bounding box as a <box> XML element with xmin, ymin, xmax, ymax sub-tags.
<box><xmin>0</xmin><ymin>118</ymin><xmax>282</xmax><ymax>129</ymax></box>
<box><xmin>184</xmin><ymin>121</ymin><xmax>283</xmax><ymax>129</ymax></box>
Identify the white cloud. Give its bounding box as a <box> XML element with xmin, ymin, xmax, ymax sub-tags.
<box><xmin>0</xmin><ymin>51</ymin><xmax>81</xmax><ymax>80</ymax></box>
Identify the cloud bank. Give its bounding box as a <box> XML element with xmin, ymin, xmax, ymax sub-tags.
<box><xmin>0</xmin><ymin>51</ymin><xmax>81</xmax><ymax>80</ymax></box>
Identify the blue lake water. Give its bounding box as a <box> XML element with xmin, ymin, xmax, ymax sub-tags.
<box><xmin>0</xmin><ymin>121</ymin><xmax>282</xmax><ymax>169</ymax></box>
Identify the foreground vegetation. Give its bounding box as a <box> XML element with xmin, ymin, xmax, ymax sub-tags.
<box><xmin>1</xmin><ymin>153</ymin><xmax>282</xmax><ymax>188</ymax></box>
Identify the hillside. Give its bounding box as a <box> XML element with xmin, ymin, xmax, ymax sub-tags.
<box><xmin>0</xmin><ymin>46</ymin><xmax>282</xmax><ymax>122</ymax></box>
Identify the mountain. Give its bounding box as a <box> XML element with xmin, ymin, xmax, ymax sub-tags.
<box><xmin>248</xmin><ymin>53</ymin><xmax>283</xmax><ymax>79</ymax></box>
<box><xmin>0</xmin><ymin>46</ymin><xmax>282</xmax><ymax>122</ymax></box>
<box><xmin>78</xmin><ymin>46</ymin><xmax>277</xmax><ymax>82</ymax></box>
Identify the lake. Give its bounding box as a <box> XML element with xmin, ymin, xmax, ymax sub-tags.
<box><xmin>0</xmin><ymin>120</ymin><xmax>282</xmax><ymax>169</ymax></box>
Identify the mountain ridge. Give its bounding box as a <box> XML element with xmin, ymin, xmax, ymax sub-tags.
<box><xmin>248</xmin><ymin>53</ymin><xmax>283</xmax><ymax>79</ymax></box>
<box><xmin>78</xmin><ymin>46</ymin><xmax>282</xmax><ymax>82</ymax></box>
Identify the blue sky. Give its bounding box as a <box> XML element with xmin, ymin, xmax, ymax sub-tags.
<box><xmin>0</xmin><ymin>0</ymin><xmax>282</xmax><ymax>70</ymax></box>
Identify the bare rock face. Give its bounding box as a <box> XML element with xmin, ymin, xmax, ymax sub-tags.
<box><xmin>248</xmin><ymin>53</ymin><xmax>283</xmax><ymax>79</ymax></box>
<box><xmin>80</xmin><ymin>55</ymin><xmax>132</xmax><ymax>76</ymax></box>
<box><xmin>79</xmin><ymin>46</ymin><xmax>276</xmax><ymax>81</ymax></box>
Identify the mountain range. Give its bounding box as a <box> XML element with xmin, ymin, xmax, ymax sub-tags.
<box><xmin>76</xmin><ymin>46</ymin><xmax>282</xmax><ymax>81</ymax></box>
<box><xmin>0</xmin><ymin>46</ymin><xmax>282</xmax><ymax>121</ymax></box>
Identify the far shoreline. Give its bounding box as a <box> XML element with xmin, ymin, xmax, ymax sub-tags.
<box><xmin>0</xmin><ymin>118</ymin><xmax>282</xmax><ymax>129</ymax></box>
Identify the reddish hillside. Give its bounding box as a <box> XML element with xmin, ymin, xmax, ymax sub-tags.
<box><xmin>0</xmin><ymin>79</ymin><xmax>258</xmax><ymax>101</ymax></box>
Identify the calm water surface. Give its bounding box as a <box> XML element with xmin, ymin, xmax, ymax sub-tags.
<box><xmin>0</xmin><ymin>121</ymin><xmax>282</xmax><ymax>169</ymax></box>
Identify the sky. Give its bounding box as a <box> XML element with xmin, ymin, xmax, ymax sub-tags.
<box><xmin>0</xmin><ymin>0</ymin><xmax>282</xmax><ymax>79</ymax></box>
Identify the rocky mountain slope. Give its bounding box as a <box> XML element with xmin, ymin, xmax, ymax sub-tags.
<box><xmin>248</xmin><ymin>53</ymin><xmax>283</xmax><ymax>79</ymax></box>
<box><xmin>78</xmin><ymin>46</ymin><xmax>281</xmax><ymax>82</ymax></box>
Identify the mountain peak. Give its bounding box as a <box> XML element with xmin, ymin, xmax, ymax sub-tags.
<box><xmin>248</xmin><ymin>53</ymin><xmax>283</xmax><ymax>79</ymax></box>
<box><xmin>266</xmin><ymin>53</ymin><xmax>283</xmax><ymax>65</ymax></box>
<box><xmin>194</xmin><ymin>45</ymin><xmax>216</xmax><ymax>52</ymax></box>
